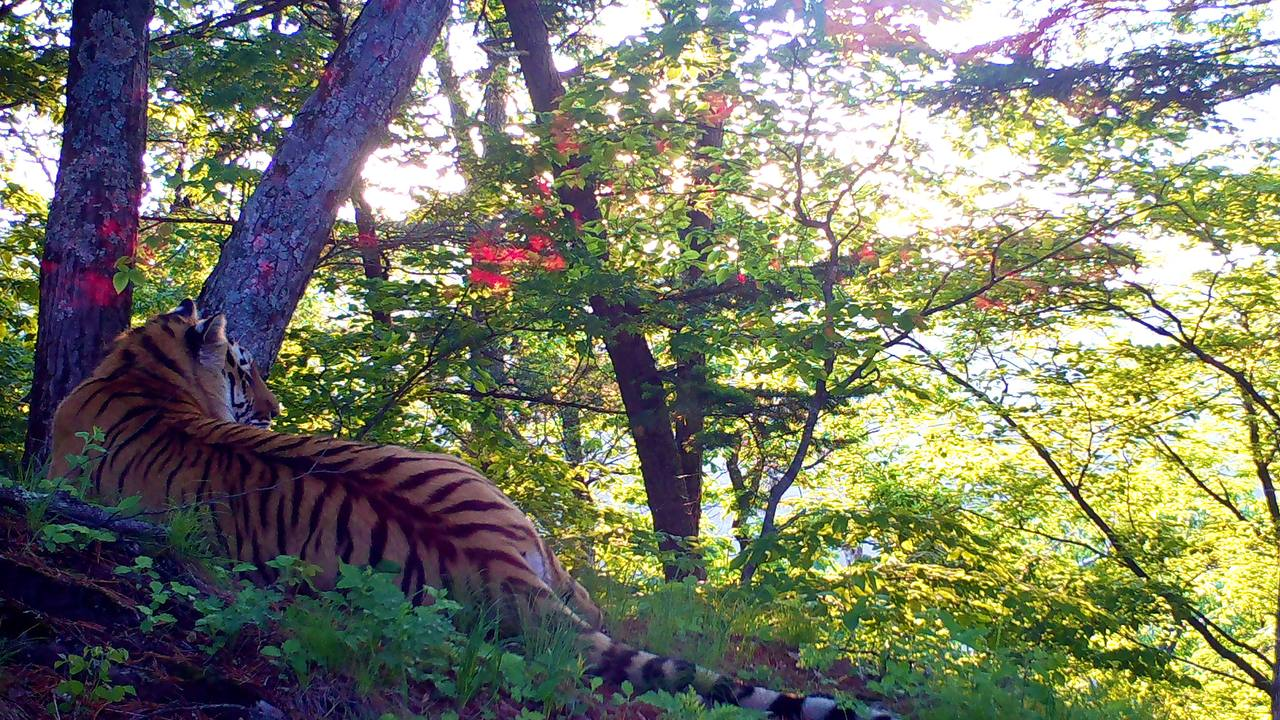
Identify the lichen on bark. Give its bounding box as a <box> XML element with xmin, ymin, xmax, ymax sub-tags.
<box><xmin>198</xmin><ymin>0</ymin><xmax>450</xmax><ymax>371</ymax></box>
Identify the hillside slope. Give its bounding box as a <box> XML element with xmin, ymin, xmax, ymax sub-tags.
<box><xmin>0</xmin><ymin>489</ymin><xmax>889</xmax><ymax>720</ymax></box>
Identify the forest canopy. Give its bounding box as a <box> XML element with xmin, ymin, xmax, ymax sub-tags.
<box><xmin>2</xmin><ymin>0</ymin><xmax>1280</xmax><ymax>718</ymax></box>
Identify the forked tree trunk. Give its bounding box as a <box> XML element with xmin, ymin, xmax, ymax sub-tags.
<box><xmin>23</xmin><ymin>0</ymin><xmax>153</xmax><ymax>468</ymax></box>
<box><xmin>198</xmin><ymin>0</ymin><xmax>449</xmax><ymax>370</ymax></box>
<box><xmin>502</xmin><ymin>0</ymin><xmax>702</xmax><ymax>579</ymax></box>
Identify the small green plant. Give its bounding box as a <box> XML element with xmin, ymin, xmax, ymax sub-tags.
<box><xmin>36</xmin><ymin>521</ymin><xmax>116</xmax><ymax>552</ymax></box>
<box><xmin>447</xmin><ymin>599</ymin><xmax>505</xmax><ymax>706</ymax></box>
<box><xmin>165</xmin><ymin>506</ymin><xmax>218</xmax><ymax>562</ymax></box>
<box><xmin>50</xmin><ymin>645</ymin><xmax>136</xmax><ymax>716</ymax></box>
<box><xmin>279</xmin><ymin>561</ymin><xmax>461</xmax><ymax>693</ymax></box>
<box><xmin>193</xmin><ymin>561</ymin><xmax>286</xmax><ymax>651</ymax></box>
<box><xmin>61</xmin><ymin>428</ymin><xmax>106</xmax><ymax>497</ymax></box>
<box><xmin>638</xmin><ymin>688</ymin><xmax>766</xmax><ymax>719</ymax></box>
<box><xmin>113</xmin><ymin>555</ymin><xmax>202</xmax><ymax>633</ymax></box>
<box><xmin>18</xmin><ymin>428</ymin><xmax>142</xmax><ymax>553</ymax></box>
<box><xmin>630</xmin><ymin>578</ymin><xmax>741</xmax><ymax>669</ymax></box>
<box><xmin>502</xmin><ymin>609</ymin><xmax>589</xmax><ymax>716</ymax></box>
<box><xmin>20</xmin><ymin>489</ymin><xmax>52</xmax><ymax>538</ymax></box>
<box><xmin>196</xmin><ymin>557</ymin><xmax>463</xmax><ymax>696</ymax></box>
<box><xmin>0</xmin><ymin>626</ymin><xmax>35</xmax><ymax>667</ymax></box>
<box><xmin>1</xmin><ymin>462</ymin><xmax>40</xmax><ymax>492</ymax></box>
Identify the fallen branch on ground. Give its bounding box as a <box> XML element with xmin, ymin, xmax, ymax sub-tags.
<box><xmin>0</xmin><ymin>485</ymin><xmax>168</xmax><ymax>543</ymax></box>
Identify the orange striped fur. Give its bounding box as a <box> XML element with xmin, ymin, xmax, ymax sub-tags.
<box><xmin>49</xmin><ymin>302</ymin><xmax>887</xmax><ymax>720</ymax></box>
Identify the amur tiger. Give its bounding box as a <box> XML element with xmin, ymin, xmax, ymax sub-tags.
<box><xmin>50</xmin><ymin>300</ymin><xmax>890</xmax><ymax>720</ymax></box>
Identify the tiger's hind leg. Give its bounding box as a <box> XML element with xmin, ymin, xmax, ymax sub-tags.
<box><xmin>563</xmin><ymin>577</ymin><xmax>603</xmax><ymax>629</ymax></box>
<box><xmin>527</xmin><ymin>543</ymin><xmax>603</xmax><ymax>630</ymax></box>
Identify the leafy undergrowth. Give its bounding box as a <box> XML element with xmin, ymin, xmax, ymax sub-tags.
<box><xmin>0</xmin><ymin>507</ymin><xmax>890</xmax><ymax>720</ymax></box>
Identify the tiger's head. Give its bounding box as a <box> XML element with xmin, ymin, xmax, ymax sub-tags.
<box><xmin>138</xmin><ymin>299</ymin><xmax>281</xmax><ymax>428</ymax></box>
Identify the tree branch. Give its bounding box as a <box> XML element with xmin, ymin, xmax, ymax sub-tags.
<box><xmin>1151</xmin><ymin>435</ymin><xmax>1257</xmax><ymax>530</ymax></box>
<box><xmin>913</xmin><ymin>342</ymin><xmax>1273</xmax><ymax>690</ymax></box>
<box><xmin>0</xmin><ymin>486</ymin><xmax>168</xmax><ymax>543</ymax></box>
<box><xmin>153</xmin><ymin>0</ymin><xmax>304</xmax><ymax>52</ymax></box>
<box><xmin>426</xmin><ymin>386</ymin><xmax>623</xmax><ymax>415</ymax></box>
<box><xmin>141</xmin><ymin>214</ymin><xmax>236</xmax><ymax>226</ymax></box>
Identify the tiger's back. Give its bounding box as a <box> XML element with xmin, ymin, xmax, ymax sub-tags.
<box><xmin>50</xmin><ymin>302</ymin><xmax>886</xmax><ymax>720</ymax></box>
<box><xmin>170</xmin><ymin>426</ymin><xmax>601</xmax><ymax>626</ymax></box>
<box><xmin>51</xmin><ymin>304</ymin><xmax>600</xmax><ymax>626</ymax></box>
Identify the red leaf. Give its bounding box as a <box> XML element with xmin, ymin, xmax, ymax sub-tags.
<box><xmin>974</xmin><ymin>295</ymin><xmax>1006</xmax><ymax>311</ymax></box>
<box><xmin>703</xmin><ymin>91</ymin><xmax>735</xmax><ymax>124</ymax></box>
<box><xmin>471</xmin><ymin>243</ymin><xmax>499</xmax><ymax>263</ymax></box>
<box><xmin>555</xmin><ymin>137</ymin><xmax>581</xmax><ymax>154</ymax></box>
<box><xmin>470</xmin><ymin>268</ymin><xmax>511</xmax><ymax>288</ymax></box>
<box><xmin>498</xmin><ymin>247</ymin><xmax>533</xmax><ymax>264</ymax></box>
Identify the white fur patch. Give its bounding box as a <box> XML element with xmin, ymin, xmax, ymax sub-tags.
<box><xmin>523</xmin><ymin>550</ymin><xmax>551</xmax><ymax>584</ymax></box>
<box><xmin>802</xmin><ymin>696</ymin><xmax>838</xmax><ymax>719</ymax></box>
<box><xmin>737</xmin><ymin>687</ymin><xmax>781</xmax><ymax>711</ymax></box>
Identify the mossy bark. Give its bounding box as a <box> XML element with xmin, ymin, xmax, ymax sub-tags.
<box><xmin>198</xmin><ymin>0</ymin><xmax>448</xmax><ymax>370</ymax></box>
<box><xmin>24</xmin><ymin>0</ymin><xmax>153</xmax><ymax>467</ymax></box>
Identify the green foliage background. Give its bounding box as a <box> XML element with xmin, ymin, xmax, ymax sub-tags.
<box><xmin>3</xmin><ymin>0</ymin><xmax>1279</xmax><ymax>717</ymax></box>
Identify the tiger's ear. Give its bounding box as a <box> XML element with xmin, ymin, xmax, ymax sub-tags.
<box><xmin>169</xmin><ymin>298</ymin><xmax>199</xmax><ymax>321</ymax></box>
<box><xmin>187</xmin><ymin>314</ymin><xmax>227</xmax><ymax>368</ymax></box>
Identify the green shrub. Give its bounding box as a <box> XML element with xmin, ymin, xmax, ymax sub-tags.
<box><xmin>50</xmin><ymin>645</ymin><xmax>136</xmax><ymax>716</ymax></box>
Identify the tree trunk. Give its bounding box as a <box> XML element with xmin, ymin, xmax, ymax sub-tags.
<box><xmin>434</xmin><ymin>33</ymin><xmax>478</xmax><ymax>166</ymax></box>
<box><xmin>1272</xmin><ymin>585</ymin><xmax>1280</xmax><ymax>720</ymax></box>
<box><xmin>669</xmin><ymin>120</ymin><xmax>725</xmax><ymax>555</ymax></box>
<box><xmin>726</xmin><ymin>439</ymin><xmax>762</xmax><ymax>551</ymax></box>
<box><xmin>23</xmin><ymin>0</ymin><xmax>153</xmax><ymax>468</ymax></box>
<box><xmin>350</xmin><ymin>178</ymin><xmax>391</xmax><ymax>325</ymax></box>
<box><xmin>197</xmin><ymin>0</ymin><xmax>448</xmax><ymax>371</ymax></box>
<box><xmin>560</xmin><ymin>405</ymin><xmax>584</xmax><ymax>466</ymax></box>
<box><xmin>592</xmin><ymin>299</ymin><xmax>701</xmax><ymax>563</ymax></box>
<box><xmin>502</xmin><ymin>0</ymin><xmax>701</xmax><ymax>578</ymax></box>
<box><xmin>434</xmin><ymin>33</ymin><xmax>519</xmax><ymax>440</ymax></box>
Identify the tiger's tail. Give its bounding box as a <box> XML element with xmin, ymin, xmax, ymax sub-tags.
<box><xmin>580</xmin><ymin>630</ymin><xmax>894</xmax><ymax>720</ymax></box>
